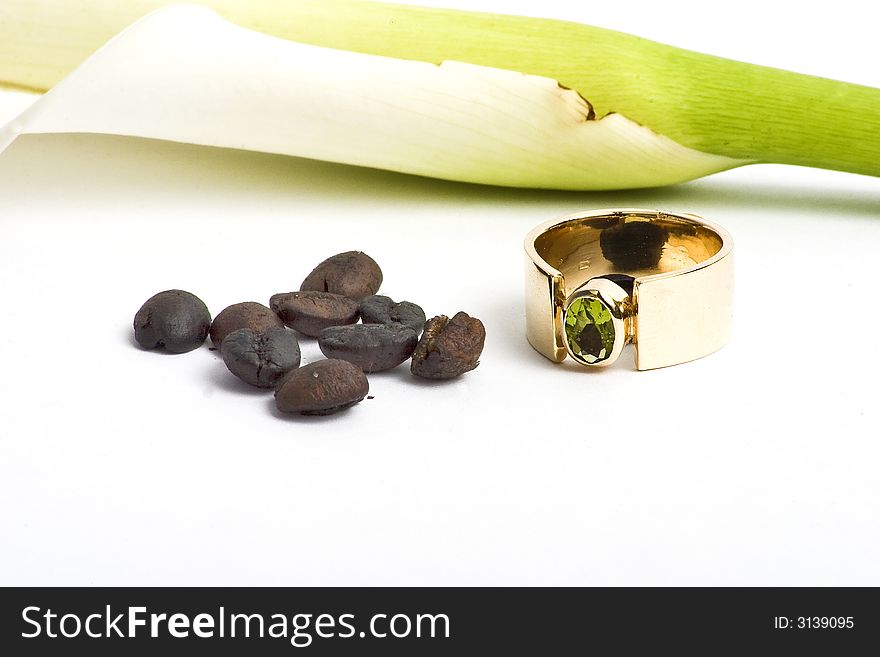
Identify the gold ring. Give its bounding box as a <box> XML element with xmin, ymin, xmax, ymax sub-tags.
<box><xmin>524</xmin><ymin>209</ymin><xmax>733</xmax><ymax>370</ymax></box>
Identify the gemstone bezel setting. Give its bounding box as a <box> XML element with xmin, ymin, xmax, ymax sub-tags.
<box><xmin>563</xmin><ymin>277</ymin><xmax>632</xmax><ymax>367</ymax></box>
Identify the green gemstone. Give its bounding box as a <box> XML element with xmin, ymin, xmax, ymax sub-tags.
<box><xmin>565</xmin><ymin>296</ymin><xmax>616</xmax><ymax>364</ymax></box>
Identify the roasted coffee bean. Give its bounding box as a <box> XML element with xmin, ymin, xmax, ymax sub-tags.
<box><xmin>411</xmin><ymin>312</ymin><xmax>485</xmax><ymax>379</ymax></box>
<box><xmin>209</xmin><ymin>301</ymin><xmax>284</xmax><ymax>347</ymax></box>
<box><xmin>275</xmin><ymin>359</ymin><xmax>369</xmax><ymax>415</ymax></box>
<box><xmin>269</xmin><ymin>291</ymin><xmax>359</xmax><ymax>337</ymax></box>
<box><xmin>300</xmin><ymin>251</ymin><xmax>382</xmax><ymax>300</ymax></box>
<box><xmin>358</xmin><ymin>295</ymin><xmax>426</xmax><ymax>334</ymax></box>
<box><xmin>133</xmin><ymin>289</ymin><xmax>211</xmax><ymax>353</ymax></box>
<box><xmin>220</xmin><ymin>328</ymin><xmax>301</xmax><ymax>388</ymax></box>
<box><xmin>318</xmin><ymin>324</ymin><xmax>418</xmax><ymax>373</ymax></box>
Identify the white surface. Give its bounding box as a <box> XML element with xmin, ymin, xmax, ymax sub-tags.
<box><xmin>1</xmin><ymin>0</ymin><xmax>879</xmax><ymax>586</ymax></box>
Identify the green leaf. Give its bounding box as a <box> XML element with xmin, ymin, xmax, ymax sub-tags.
<box><xmin>3</xmin><ymin>0</ymin><xmax>880</xmax><ymax>183</ymax></box>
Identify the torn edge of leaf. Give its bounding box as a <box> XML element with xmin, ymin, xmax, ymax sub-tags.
<box><xmin>0</xmin><ymin>3</ymin><xmax>747</xmax><ymax>190</ymax></box>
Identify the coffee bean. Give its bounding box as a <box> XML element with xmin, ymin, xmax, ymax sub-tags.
<box><xmin>133</xmin><ymin>289</ymin><xmax>211</xmax><ymax>353</ymax></box>
<box><xmin>318</xmin><ymin>324</ymin><xmax>418</xmax><ymax>373</ymax></box>
<box><xmin>411</xmin><ymin>312</ymin><xmax>485</xmax><ymax>379</ymax></box>
<box><xmin>358</xmin><ymin>295</ymin><xmax>426</xmax><ymax>334</ymax></box>
<box><xmin>275</xmin><ymin>359</ymin><xmax>369</xmax><ymax>415</ymax></box>
<box><xmin>220</xmin><ymin>328</ymin><xmax>301</xmax><ymax>388</ymax></box>
<box><xmin>209</xmin><ymin>302</ymin><xmax>284</xmax><ymax>347</ymax></box>
<box><xmin>300</xmin><ymin>251</ymin><xmax>382</xmax><ymax>301</ymax></box>
<box><xmin>269</xmin><ymin>291</ymin><xmax>359</xmax><ymax>337</ymax></box>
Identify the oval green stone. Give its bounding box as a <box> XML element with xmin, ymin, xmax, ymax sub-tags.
<box><xmin>565</xmin><ymin>296</ymin><xmax>615</xmax><ymax>364</ymax></box>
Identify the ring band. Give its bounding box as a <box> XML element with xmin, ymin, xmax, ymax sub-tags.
<box><xmin>524</xmin><ymin>209</ymin><xmax>733</xmax><ymax>370</ymax></box>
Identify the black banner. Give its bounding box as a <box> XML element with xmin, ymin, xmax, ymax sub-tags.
<box><xmin>1</xmin><ymin>587</ymin><xmax>876</xmax><ymax>654</ymax></box>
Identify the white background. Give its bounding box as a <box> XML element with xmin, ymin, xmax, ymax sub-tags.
<box><xmin>1</xmin><ymin>0</ymin><xmax>879</xmax><ymax>585</ymax></box>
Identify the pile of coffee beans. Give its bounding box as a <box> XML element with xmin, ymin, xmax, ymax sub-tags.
<box><xmin>132</xmin><ymin>251</ymin><xmax>486</xmax><ymax>416</ymax></box>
